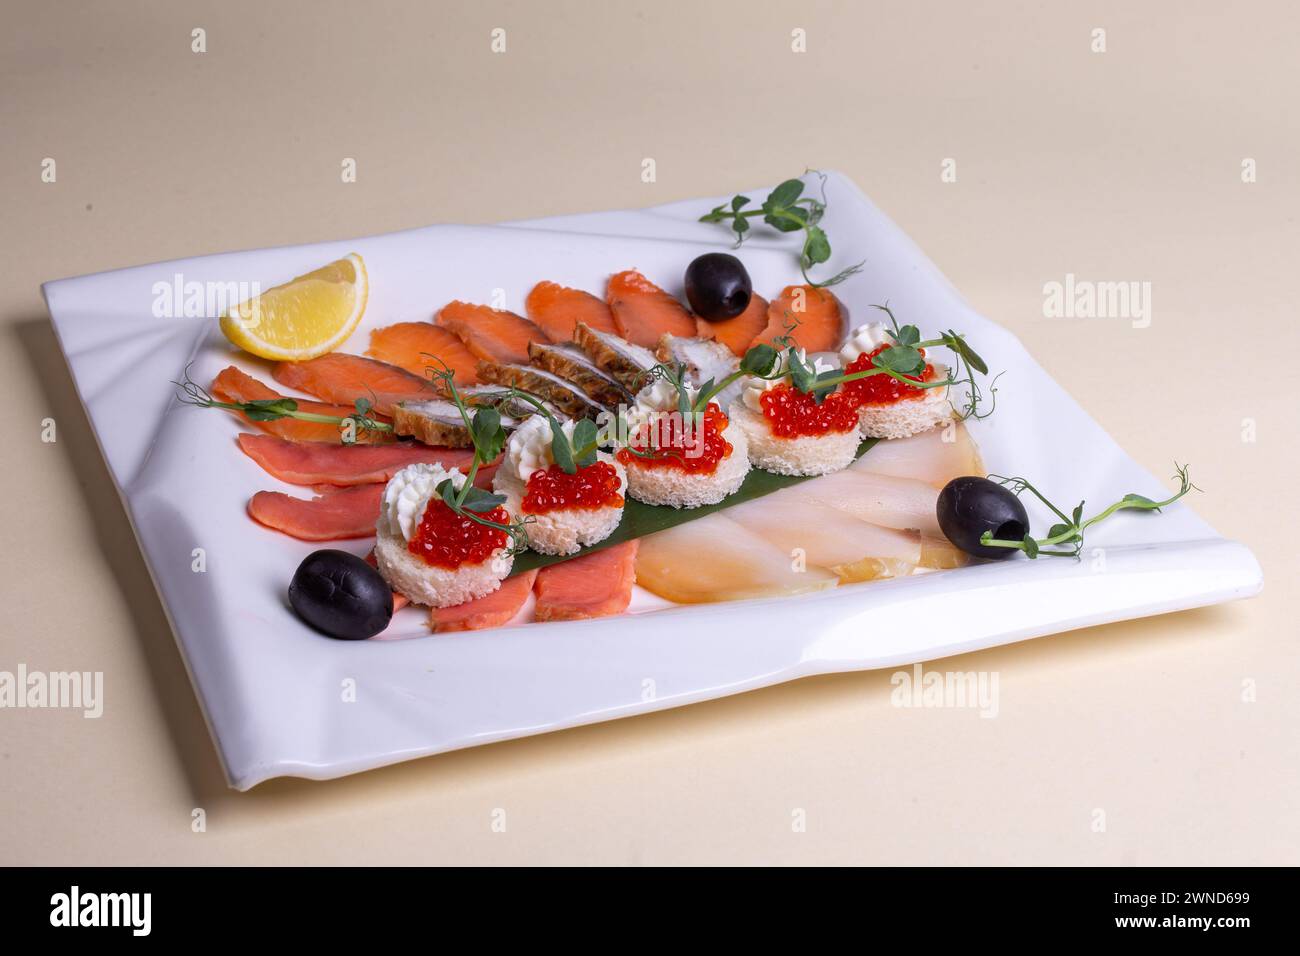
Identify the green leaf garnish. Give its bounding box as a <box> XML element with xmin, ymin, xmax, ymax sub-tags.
<box><xmin>893</xmin><ymin>324</ymin><xmax>921</xmax><ymax>348</ymax></box>
<box><xmin>549</xmin><ymin>417</ymin><xmax>576</xmax><ymax>474</ymax></box>
<box><xmin>943</xmin><ymin>330</ymin><xmax>988</xmax><ymax>376</ymax></box>
<box><xmin>458</xmin><ymin>485</ymin><xmax>508</xmax><ymax>514</ymax></box>
<box><xmin>874</xmin><ymin>345</ymin><xmax>927</xmax><ymax>376</ymax></box>
<box><xmin>437</xmin><ymin>478</ymin><xmax>460</xmax><ymax>510</ymax></box>
<box><xmin>804</xmin><ymin>225</ymin><xmax>831</xmax><ymax>265</ymax></box>
<box><xmin>765</xmin><ymin>178</ymin><xmax>805</xmax><ymax>209</ymax></box>
<box><xmin>241</xmin><ymin>398</ymin><xmax>300</xmax><ymax>421</ymax></box>
<box><xmin>740</xmin><ymin>343</ymin><xmax>779</xmax><ymax>376</ymax></box>
<box><xmin>980</xmin><ymin>464</ymin><xmax>1200</xmax><ymax>559</ymax></box>
<box><xmin>471</xmin><ymin>406</ymin><xmax>506</xmax><ymax>462</ymax></box>
<box><xmin>786</xmin><ymin>348</ymin><xmax>816</xmax><ymax>393</ymax></box>
<box><xmin>172</xmin><ymin>365</ymin><xmax>394</xmax><ymax>440</ymax></box>
<box><xmin>571</xmin><ymin>419</ymin><xmax>599</xmax><ymax>469</ymax></box>
<box><xmin>698</xmin><ymin>170</ymin><xmax>863</xmax><ymax>287</ymax></box>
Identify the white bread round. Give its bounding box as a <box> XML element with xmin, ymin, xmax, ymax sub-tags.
<box><xmin>730</xmin><ymin>403</ymin><xmax>860</xmax><ymax>477</ymax></box>
<box><xmin>373</xmin><ymin>524</ymin><xmax>512</xmax><ymax>609</ymax></box>
<box><xmin>623</xmin><ymin>420</ymin><xmax>750</xmax><ymax>509</ymax></box>
<box><xmin>494</xmin><ymin>458</ymin><xmax>627</xmax><ymax>556</ymax></box>
<box><xmin>855</xmin><ymin>367</ymin><xmax>955</xmax><ymax>440</ymax></box>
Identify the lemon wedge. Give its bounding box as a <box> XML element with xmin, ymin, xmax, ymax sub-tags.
<box><xmin>219</xmin><ymin>253</ymin><xmax>368</xmax><ymax>361</ymax></box>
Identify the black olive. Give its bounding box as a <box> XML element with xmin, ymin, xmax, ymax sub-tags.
<box><xmin>685</xmin><ymin>253</ymin><xmax>753</xmax><ymax>321</ymax></box>
<box><xmin>289</xmin><ymin>549</ymin><xmax>394</xmax><ymax>640</ymax></box>
<box><xmin>936</xmin><ymin>476</ymin><xmax>1030</xmax><ymax>559</ymax></box>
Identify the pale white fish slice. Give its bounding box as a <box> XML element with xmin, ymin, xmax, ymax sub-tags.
<box><xmin>774</xmin><ymin>469</ymin><xmax>943</xmax><ymax>537</ymax></box>
<box><xmin>918</xmin><ymin>534</ymin><xmax>970</xmax><ymax>570</ymax></box>
<box><xmin>852</xmin><ymin>421</ymin><xmax>984</xmax><ymax>488</ymax></box>
<box><xmin>657</xmin><ymin>335</ymin><xmax>743</xmax><ymax>408</ymax></box>
<box><xmin>635</xmin><ymin>512</ymin><xmax>838</xmax><ymax>604</ymax></box>
<box><xmin>726</xmin><ymin>497</ymin><xmax>921</xmax><ymax>583</ymax></box>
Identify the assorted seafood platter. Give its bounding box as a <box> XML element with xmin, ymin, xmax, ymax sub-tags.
<box><xmin>44</xmin><ymin>172</ymin><xmax>1258</xmax><ymax>786</ymax></box>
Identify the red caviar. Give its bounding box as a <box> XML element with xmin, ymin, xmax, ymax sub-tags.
<box><xmin>842</xmin><ymin>344</ymin><xmax>938</xmax><ymax>406</ymax></box>
<box><xmin>522</xmin><ymin>461</ymin><xmax>624</xmax><ymax>514</ymax></box>
<box><xmin>408</xmin><ymin>498</ymin><xmax>509</xmax><ymax>569</ymax></box>
<box><xmin>759</xmin><ymin>383</ymin><xmax>859</xmax><ymax>437</ymax></box>
<box><xmin>616</xmin><ymin>403</ymin><xmax>732</xmax><ymax>475</ymax></box>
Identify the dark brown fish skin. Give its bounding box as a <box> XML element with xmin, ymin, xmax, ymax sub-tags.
<box><xmin>572</xmin><ymin>322</ymin><xmax>657</xmax><ymax>393</ymax></box>
<box><xmin>527</xmin><ymin>341</ymin><xmax>632</xmax><ymax>408</ymax></box>
<box><xmin>391</xmin><ymin>402</ymin><xmax>474</xmax><ymax>447</ymax></box>
<box><xmin>475</xmin><ymin>360</ymin><xmax>606</xmax><ymax>420</ymax></box>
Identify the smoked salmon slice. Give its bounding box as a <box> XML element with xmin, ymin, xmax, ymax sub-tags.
<box><xmin>236</xmin><ymin>433</ymin><xmax>477</xmax><ymax>486</ymax></box>
<box><xmin>753</xmin><ymin>284</ymin><xmax>847</xmax><ymax>354</ymax></box>
<box><xmin>606</xmin><ymin>271</ymin><xmax>698</xmax><ymax>347</ymax></box>
<box><xmin>248</xmin><ymin>484</ymin><xmax>384</xmax><ymax>540</ymax></box>
<box><xmin>210</xmin><ymin>366</ymin><xmax>394</xmax><ymax>444</ymax></box>
<box><xmin>434</xmin><ymin>301</ymin><xmax>547</xmax><ymax>365</ymax></box>
<box><xmin>272</xmin><ymin>353</ymin><xmax>438</xmax><ymax>417</ymax></box>
<box><xmin>696</xmin><ymin>292</ymin><xmax>770</xmax><ymax>357</ymax></box>
<box><xmin>430</xmin><ymin>570</ymin><xmax>538</xmax><ymax>632</ymax></box>
<box><xmin>366</xmin><ymin>322</ymin><xmax>480</xmax><ymax>385</ymax></box>
<box><xmin>525</xmin><ymin>281</ymin><xmax>618</xmax><ymax>341</ymax></box>
<box><xmin>533</xmin><ymin>541</ymin><xmax>638</xmax><ymax>622</ymax></box>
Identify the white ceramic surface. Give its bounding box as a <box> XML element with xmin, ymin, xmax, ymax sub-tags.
<box><xmin>42</xmin><ymin>172</ymin><xmax>1261</xmax><ymax>790</ymax></box>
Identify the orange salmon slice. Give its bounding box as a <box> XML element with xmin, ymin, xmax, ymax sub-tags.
<box><xmin>434</xmin><ymin>301</ymin><xmax>547</xmax><ymax>365</ymax></box>
<box><xmin>534</xmin><ymin>541</ymin><xmax>639</xmax><ymax>621</ymax></box>
<box><xmin>695</xmin><ymin>292</ymin><xmax>770</xmax><ymax>357</ymax></box>
<box><xmin>430</xmin><ymin>570</ymin><xmax>538</xmax><ymax>632</ymax></box>
<box><xmin>236</xmin><ymin>433</ymin><xmax>477</xmax><ymax>486</ymax></box>
<box><xmin>210</xmin><ymin>366</ymin><xmax>394</xmax><ymax>444</ymax></box>
<box><xmin>272</xmin><ymin>353</ymin><xmax>438</xmax><ymax>417</ymax></box>
<box><xmin>753</xmin><ymin>284</ymin><xmax>847</xmax><ymax>354</ymax></box>
<box><xmin>248</xmin><ymin>484</ymin><xmax>384</xmax><ymax>540</ymax></box>
<box><xmin>525</xmin><ymin>281</ymin><xmax>618</xmax><ymax>341</ymax></box>
<box><xmin>367</xmin><ymin>322</ymin><xmax>480</xmax><ymax>385</ymax></box>
<box><xmin>606</xmin><ymin>271</ymin><xmax>697</xmax><ymax>347</ymax></box>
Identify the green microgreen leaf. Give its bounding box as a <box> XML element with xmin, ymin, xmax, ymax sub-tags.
<box><xmin>242</xmin><ymin>398</ymin><xmax>299</xmax><ymax>421</ymax></box>
<box><xmin>787</xmin><ymin>349</ymin><xmax>817</xmax><ymax>393</ymax></box>
<box><xmin>767</xmin><ymin>207</ymin><xmax>808</xmax><ymax>233</ymax></box>
<box><xmin>943</xmin><ymin>330</ymin><xmax>989</xmax><ymax>375</ymax></box>
<box><xmin>673</xmin><ymin>365</ymin><xmax>693</xmax><ymax>421</ymax></box>
<box><xmin>172</xmin><ymin>365</ymin><xmax>395</xmax><ymax>439</ymax></box>
<box><xmin>549</xmin><ymin>418</ymin><xmax>576</xmax><ymax>474</ymax></box>
<box><xmin>699</xmin><ymin>171</ymin><xmax>861</xmax><ymax>288</ymax></box>
<box><xmin>874</xmin><ymin>345</ymin><xmax>927</xmax><ymax>376</ymax></box>
<box><xmin>810</xmin><ymin>368</ymin><xmax>841</xmax><ymax>403</ymax></box>
<box><xmin>893</xmin><ymin>324</ymin><xmax>921</xmax><ymax>347</ymax></box>
<box><xmin>471</xmin><ymin>406</ymin><xmax>506</xmax><ymax>463</ymax></box>
<box><xmin>571</xmin><ymin>418</ymin><xmax>599</xmax><ymax>468</ymax></box>
<box><xmin>981</xmin><ymin>465</ymin><xmax>1200</xmax><ymax>560</ymax></box>
<box><xmin>804</xmin><ymin>225</ymin><xmax>831</xmax><ymax>265</ymax></box>
<box><xmin>741</xmin><ymin>343</ymin><xmax>779</xmax><ymax>376</ymax></box>
<box><xmin>766</xmin><ymin>178</ymin><xmax>805</xmax><ymax>209</ymax></box>
<box><xmin>1120</xmin><ymin>493</ymin><xmax>1160</xmax><ymax>509</ymax></box>
<box><xmin>458</xmin><ymin>485</ymin><xmax>508</xmax><ymax>514</ymax></box>
<box><xmin>437</xmin><ymin>478</ymin><xmax>459</xmax><ymax>510</ymax></box>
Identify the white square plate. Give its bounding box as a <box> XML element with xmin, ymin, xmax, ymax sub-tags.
<box><xmin>43</xmin><ymin>172</ymin><xmax>1261</xmax><ymax>789</ymax></box>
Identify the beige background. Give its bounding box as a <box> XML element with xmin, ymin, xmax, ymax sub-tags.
<box><xmin>2</xmin><ymin>0</ymin><xmax>1297</xmax><ymax>865</ymax></box>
